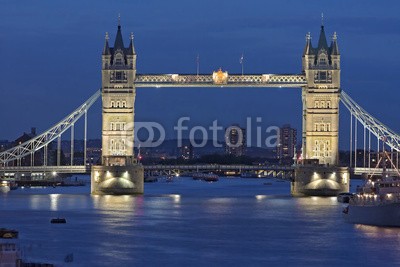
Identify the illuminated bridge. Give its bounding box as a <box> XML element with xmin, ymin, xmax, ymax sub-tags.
<box><xmin>1</xmin><ymin>21</ymin><xmax>399</xmax><ymax>195</ymax></box>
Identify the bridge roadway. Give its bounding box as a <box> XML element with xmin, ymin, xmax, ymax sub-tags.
<box><xmin>134</xmin><ymin>74</ymin><xmax>307</xmax><ymax>88</ymax></box>
<box><xmin>1</xmin><ymin>165</ymin><xmax>393</xmax><ymax>178</ymax></box>
<box><xmin>1</xmin><ymin>164</ymin><xmax>294</xmax><ymax>175</ymax></box>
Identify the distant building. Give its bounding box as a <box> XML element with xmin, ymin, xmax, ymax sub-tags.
<box><xmin>277</xmin><ymin>124</ymin><xmax>297</xmax><ymax>162</ymax></box>
<box><xmin>14</xmin><ymin>127</ymin><xmax>36</xmax><ymax>145</ymax></box>
<box><xmin>11</xmin><ymin>127</ymin><xmax>43</xmax><ymax>166</ymax></box>
<box><xmin>225</xmin><ymin>125</ymin><xmax>246</xmax><ymax>157</ymax></box>
<box><xmin>180</xmin><ymin>142</ymin><xmax>194</xmax><ymax>160</ymax></box>
<box><xmin>0</xmin><ymin>140</ymin><xmax>10</xmax><ymax>152</ymax></box>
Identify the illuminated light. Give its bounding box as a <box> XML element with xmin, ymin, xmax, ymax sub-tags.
<box><xmin>168</xmin><ymin>194</ymin><xmax>181</xmax><ymax>203</ymax></box>
<box><xmin>332</xmin><ymin>172</ymin><xmax>336</xmax><ymax>175</ymax></box>
<box><xmin>255</xmin><ymin>195</ymin><xmax>267</xmax><ymax>200</ymax></box>
<box><xmin>175</xmin><ymin>173</ymin><xmax>180</xmax><ymax>177</ymax></box>
<box><xmin>52</xmin><ymin>171</ymin><xmax>57</xmax><ymax>176</ymax></box>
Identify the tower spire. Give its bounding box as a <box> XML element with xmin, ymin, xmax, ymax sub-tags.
<box><xmin>128</xmin><ymin>32</ymin><xmax>135</xmax><ymax>55</ymax></box>
<box><xmin>330</xmin><ymin>32</ymin><xmax>340</xmax><ymax>55</ymax></box>
<box><xmin>321</xmin><ymin>12</ymin><xmax>324</xmax><ymax>26</ymax></box>
<box><xmin>303</xmin><ymin>32</ymin><xmax>314</xmax><ymax>56</ymax></box>
<box><xmin>102</xmin><ymin>32</ymin><xmax>111</xmax><ymax>55</ymax></box>
<box><xmin>114</xmin><ymin>16</ymin><xmax>124</xmax><ymax>49</ymax></box>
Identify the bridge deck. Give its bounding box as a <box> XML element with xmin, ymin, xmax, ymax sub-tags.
<box><xmin>1</xmin><ymin>164</ymin><xmax>294</xmax><ymax>174</ymax></box>
<box><xmin>134</xmin><ymin>74</ymin><xmax>306</xmax><ymax>88</ymax></box>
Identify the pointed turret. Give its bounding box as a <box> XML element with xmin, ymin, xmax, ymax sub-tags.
<box><xmin>114</xmin><ymin>24</ymin><xmax>125</xmax><ymax>50</ymax></box>
<box><xmin>303</xmin><ymin>32</ymin><xmax>314</xmax><ymax>56</ymax></box>
<box><xmin>317</xmin><ymin>25</ymin><xmax>329</xmax><ymax>51</ymax></box>
<box><xmin>102</xmin><ymin>32</ymin><xmax>111</xmax><ymax>55</ymax></box>
<box><xmin>330</xmin><ymin>32</ymin><xmax>340</xmax><ymax>55</ymax></box>
<box><xmin>127</xmin><ymin>32</ymin><xmax>135</xmax><ymax>55</ymax></box>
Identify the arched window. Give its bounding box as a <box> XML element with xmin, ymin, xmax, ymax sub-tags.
<box><xmin>116</xmin><ymin>101</ymin><xmax>120</xmax><ymax>108</ymax></box>
<box><xmin>320</xmin><ymin>101</ymin><xmax>325</xmax><ymax>108</ymax></box>
<box><xmin>114</xmin><ymin>53</ymin><xmax>124</xmax><ymax>66</ymax></box>
<box><xmin>314</xmin><ymin>101</ymin><xmax>320</xmax><ymax>108</ymax></box>
<box><xmin>111</xmin><ymin>101</ymin><xmax>115</xmax><ymax>108</ymax></box>
<box><xmin>318</xmin><ymin>53</ymin><xmax>327</xmax><ymax>66</ymax></box>
<box><xmin>110</xmin><ymin>123</ymin><xmax>114</xmax><ymax>131</ymax></box>
<box><xmin>326</xmin><ymin>101</ymin><xmax>331</xmax><ymax>108</ymax></box>
<box><xmin>122</xmin><ymin>101</ymin><xmax>126</xmax><ymax>108</ymax></box>
<box><xmin>326</xmin><ymin>123</ymin><xmax>331</xmax><ymax>132</ymax></box>
<box><xmin>122</xmin><ymin>140</ymin><xmax>126</xmax><ymax>151</ymax></box>
<box><xmin>110</xmin><ymin>139</ymin><xmax>115</xmax><ymax>151</ymax></box>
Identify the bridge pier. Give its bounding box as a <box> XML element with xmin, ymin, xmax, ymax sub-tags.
<box><xmin>91</xmin><ymin>165</ymin><xmax>143</xmax><ymax>195</ymax></box>
<box><xmin>291</xmin><ymin>164</ymin><xmax>349</xmax><ymax>196</ymax></box>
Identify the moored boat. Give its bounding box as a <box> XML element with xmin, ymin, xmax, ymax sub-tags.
<box><xmin>51</xmin><ymin>218</ymin><xmax>67</xmax><ymax>224</ymax></box>
<box><xmin>0</xmin><ymin>181</ymin><xmax>11</xmax><ymax>193</ymax></box>
<box><xmin>0</xmin><ymin>228</ymin><xmax>18</xmax><ymax>239</ymax></box>
<box><xmin>337</xmin><ymin>192</ymin><xmax>354</xmax><ymax>203</ymax></box>
<box><xmin>192</xmin><ymin>172</ymin><xmax>219</xmax><ymax>182</ymax></box>
<box><xmin>343</xmin><ymin>148</ymin><xmax>400</xmax><ymax>227</ymax></box>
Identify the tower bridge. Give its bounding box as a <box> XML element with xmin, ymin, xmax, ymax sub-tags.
<box><xmin>1</xmin><ymin>21</ymin><xmax>400</xmax><ymax>196</ymax></box>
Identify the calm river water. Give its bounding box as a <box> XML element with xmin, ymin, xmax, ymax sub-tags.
<box><xmin>1</xmin><ymin>177</ymin><xmax>400</xmax><ymax>266</ymax></box>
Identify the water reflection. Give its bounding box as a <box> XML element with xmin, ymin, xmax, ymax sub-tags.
<box><xmin>355</xmin><ymin>224</ymin><xmax>400</xmax><ymax>238</ymax></box>
<box><xmin>49</xmin><ymin>194</ymin><xmax>60</xmax><ymax>211</ymax></box>
<box><xmin>204</xmin><ymin>198</ymin><xmax>235</xmax><ymax>214</ymax></box>
<box><xmin>92</xmin><ymin>194</ymin><xmax>143</xmax><ymax>212</ymax></box>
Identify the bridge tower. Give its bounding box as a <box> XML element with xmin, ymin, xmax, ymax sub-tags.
<box><xmin>91</xmin><ymin>22</ymin><xmax>144</xmax><ymax>195</ymax></box>
<box><xmin>292</xmin><ymin>24</ymin><xmax>349</xmax><ymax>196</ymax></box>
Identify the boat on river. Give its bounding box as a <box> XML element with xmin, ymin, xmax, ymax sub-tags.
<box><xmin>343</xmin><ymin>148</ymin><xmax>400</xmax><ymax>227</ymax></box>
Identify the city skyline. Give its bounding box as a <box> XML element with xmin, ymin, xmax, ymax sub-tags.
<box><xmin>1</xmin><ymin>1</ymin><xmax>400</xmax><ymax>151</ymax></box>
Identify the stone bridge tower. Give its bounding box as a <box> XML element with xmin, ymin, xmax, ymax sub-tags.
<box><xmin>91</xmin><ymin>22</ymin><xmax>144</xmax><ymax>195</ymax></box>
<box><xmin>302</xmin><ymin>25</ymin><xmax>340</xmax><ymax>166</ymax></box>
<box><xmin>292</xmin><ymin>24</ymin><xmax>349</xmax><ymax>196</ymax></box>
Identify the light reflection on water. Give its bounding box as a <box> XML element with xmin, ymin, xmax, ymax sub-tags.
<box><xmin>1</xmin><ymin>177</ymin><xmax>400</xmax><ymax>266</ymax></box>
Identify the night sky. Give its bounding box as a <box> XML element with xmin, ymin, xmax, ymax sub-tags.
<box><xmin>1</xmin><ymin>0</ymin><xmax>400</xmax><ymax>149</ymax></box>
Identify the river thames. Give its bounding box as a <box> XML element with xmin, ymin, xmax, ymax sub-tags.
<box><xmin>1</xmin><ymin>177</ymin><xmax>400</xmax><ymax>266</ymax></box>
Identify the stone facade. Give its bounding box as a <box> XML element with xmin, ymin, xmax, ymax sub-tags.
<box><xmin>302</xmin><ymin>27</ymin><xmax>340</xmax><ymax>166</ymax></box>
<box><xmin>91</xmin><ymin>23</ymin><xmax>143</xmax><ymax>195</ymax></box>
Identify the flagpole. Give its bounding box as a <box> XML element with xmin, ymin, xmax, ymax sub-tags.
<box><xmin>196</xmin><ymin>54</ymin><xmax>199</xmax><ymax>76</ymax></box>
<box><xmin>240</xmin><ymin>53</ymin><xmax>244</xmax><ymax>75</ymax></box>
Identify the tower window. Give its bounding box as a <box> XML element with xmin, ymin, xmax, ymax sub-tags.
<box><xmin>115</xmin><ymin>71</ymin><xmax>123</xmax><ymax>80</ymax></box>
<box><xmin>114</xmin><ymin>53</ymin><xmax>124</xmax><ymax>66</ymax></box>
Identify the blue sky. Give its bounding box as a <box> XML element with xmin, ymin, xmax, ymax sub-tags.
<box><xmin>1</xmin><ymin>0</ymin><xmax>400</xmax><ymax>149</ymax></box>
